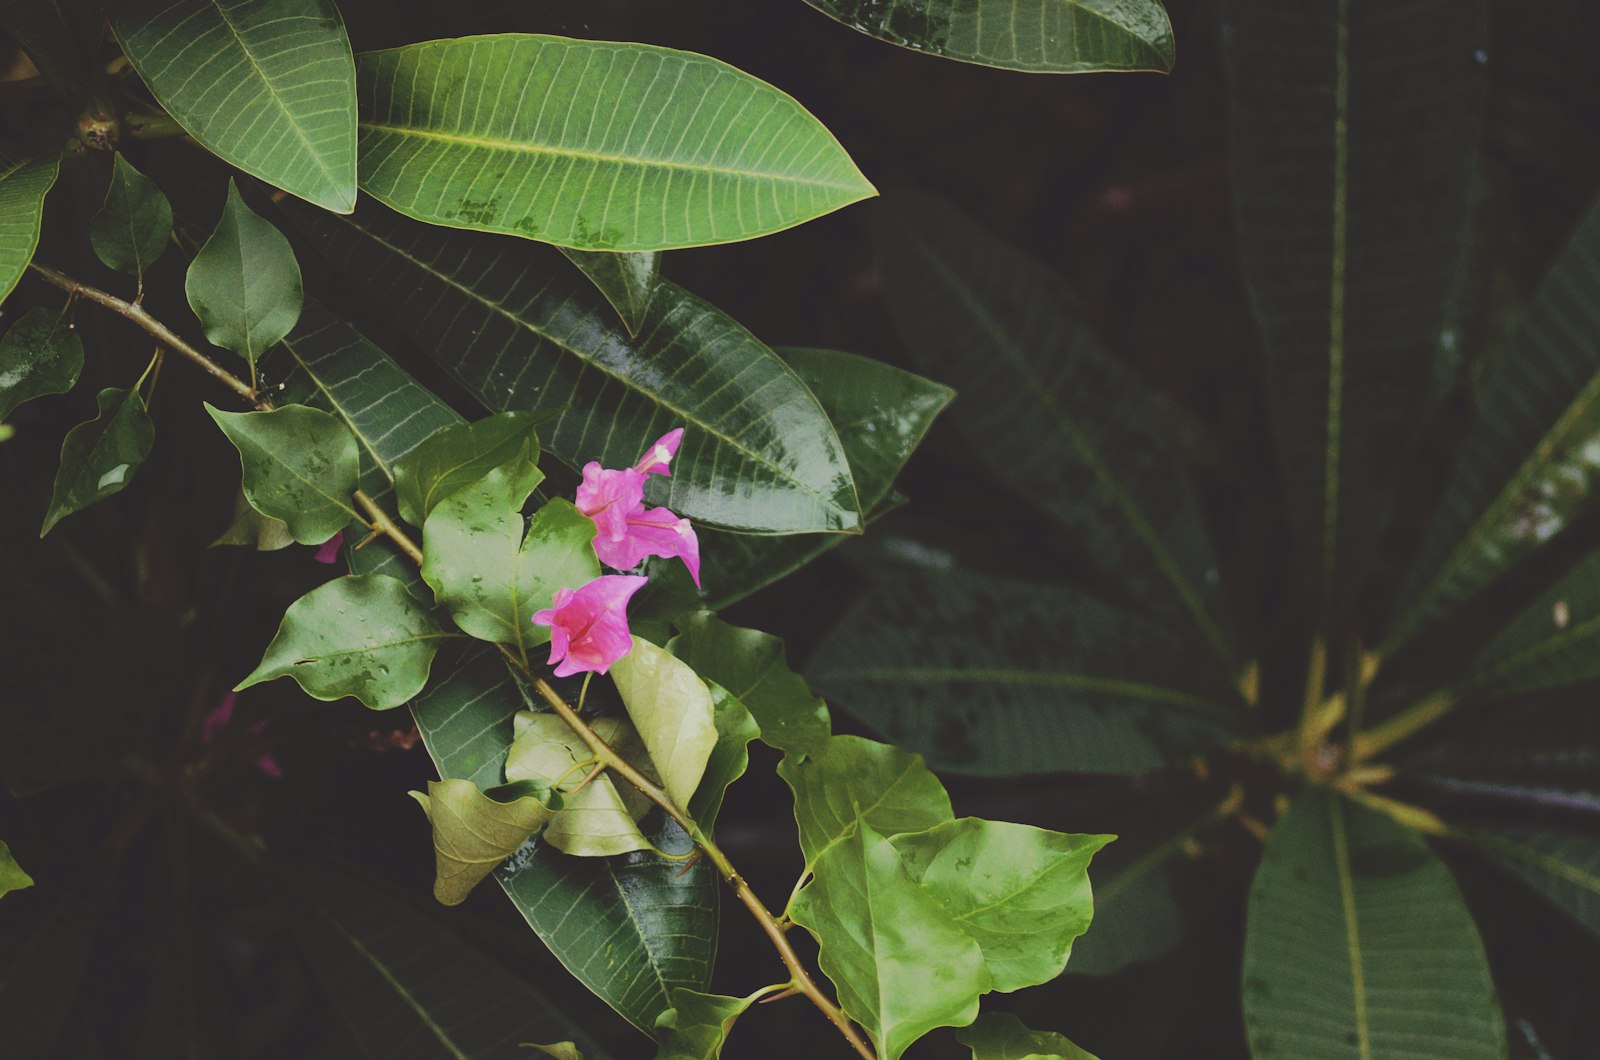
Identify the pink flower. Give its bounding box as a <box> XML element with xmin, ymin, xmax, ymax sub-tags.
<box><xmin>574</xmin><ymin>429</ymin><xmax>701</xmax><ymax>586</ymax></box>
<box><xmin>313</xmin><ymin>531</ymin><xmax>344</xmax><ymax>565</ymax></box>
<box><xmin>201</xmin><ymin>692</ymin><xmax>283</xmax><ymax>779</ymax></box>
<box><xmin>532</xmin><ymin>575</ymin><xmax>647</xmax><ymax>677</ymax></box>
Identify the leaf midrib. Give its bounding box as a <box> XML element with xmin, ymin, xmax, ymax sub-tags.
<box><xmin>1329</xmin><ymin>798</ymin><xmax>1372</xmax><ymax>1060</ymax></box>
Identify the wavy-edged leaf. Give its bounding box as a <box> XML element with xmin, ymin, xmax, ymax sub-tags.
<box><xmin>1457</xmin><ymin>548</ymin><xmax>1600</xmax><ymax>697</ymax></box>
<box><xmin>1388</xmin><ymin>200</ymin><xmax>1600</xmax><ymax>652</ymax></box>
<box><xmin>1467</xmin><ymin>828</ymin><xmax>1600</xmax><ymax>939</ymax></box>
<box><xmin>689</xmin><ymin>685</ymin><xmax>758</xmax><ymax>833</ymax></box>
<box><xmin>1242</xmin><ymin>791</ymin><xmax>1504</xmax><ymax>1060</ymax></box>
<box><xmin>654</xmin><ymin>988</ymin><xmax>756</xmax><ymax>1060</ymax></box>
<box><xmin>41</xmin><ymin>387</ymin><xmax>155</xmax><ymax>535</ymax></box>
<box><xmin>0</xmin><ymin>841</ymin><xmax>31</xmax><ymax>898</ymax></box>
<box><xmin>287</xmin><ymin>201</ymin><xmax>862</xmax><ymax>533</ymax></box>
<box><xmin>875</xmin><ymin>193</ymin><xmax>1231</xmax><ymax>665</ymax></box>
<box><xmin>956</xmin><ymin>1012</ymin><xmax>1099</xmax><ymax>1060</ymax></box>
<box><xmin>0</xmin><ymin>306</ymin><xmax>82</xmax><ymax>423</ymax></box>
<box><xmin>412</xmin><ymin>649</ymin><xmax>717</xmax><ymax>1031</ymax></box>
<box><xmin>610</xmin><ymin>637</ymin><xmax>718</xmax><ymax>810</ymax></box>
<box><xmin>803</xmin><ymin>0</ymin><xmax>1173</xmax><ymax>74</ymax></box>
<box><xmin>1225</xmin><ymin>0</ymin><xmax>1485</xmax><ymax>620</ymax></box>
<box><xmin>809</xmin><ymin>569</ymin><xmax>1242</xmax><ymax>776</ymax></box>
<box><xmin>0</xmin><ymin>147</ymin><xmax>59</xmax><ymax>306</ymax></box>
<box><xmin>561</xmin><ymin>249</ymin><xmax>659</xmax><ymax>334</ymax></box>
<box><xmin>394</xmin><ymin>411</ymin><xmax>546</xmax><ymax>528</ymax></box>
<box><xmin>186</xmin><ymin>180</ymin><xmax>303</xmax><ymax>374</ymax></box>
<box><xmin>113</xmin><ymin>0</ymin><xmax>357</xmax><ymax>211</ymax></box>
<box><xmin>778</xmin><ymin>734</ymin><xmax>952</xmax><ymax>867</ymax></box>
<box><xmin>207</xmin><ymin>402</ymin><xmax>359</xmax><ymax>544</ymax></box>
<box><xmin>355</xmin><ymin>35</ymin><xmax>874</xmax><ymax>251</ymax></box>
<box><xmin>90</xmin><ymin>153</ymin><xmax>171</xmax><ymax>283</ymax></box>
<box><xmin>506</xmin><ymin>711</ymin><xmax>654</xmax><ymax>858</ymax></box>
<box><xmin>410</xmin><ymin>777</ymin><xmax>560</xmax><ymax>906</ymax></box>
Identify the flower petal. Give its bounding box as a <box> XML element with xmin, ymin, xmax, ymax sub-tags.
<box><xmin>633</xmin><ymin>428</ymin><xmax>683</xmax><ymax>477</ymax></box>
<box><xmin>531</xmin><ymin>575</ymin><xmax>647</xmax><ymax>676</ymax></box>
<box><xmin>576</xmin><ymin>464</ymin><xmax>646</xmax><ymax>543</ymax></box>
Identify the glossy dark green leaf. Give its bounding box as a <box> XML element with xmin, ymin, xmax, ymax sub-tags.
<box><xmin>1459</xmin><ymin>549</ymin><xmax>1600</xmax><ymax>697</ymax></box>
<box><xmin>561</xmin><ymin>249</ymin><xmax>660</xmax><ymax>335</ymax></box>
<box><xmin>90</xmin><ymin>154</ymin><xmax>171</xmax><ymax>282</ymax></box>
<box><xmin>809</xmin><ymin>569</ymin><xmax>1242</xmax><ymax>775</ymax></box>
<box><xmin>236</xmin><ymin>573</ymin><xmax>450</xmax><ymax>709</ymax></box>
<box><xmin>1242</xmin><ymin>791</ymin><xmax>1504</xmax><ymax>1060</ymax></box>
<box><xmin>355</xmin><ymin>35</ymin><xmax>874</xmax><ymax>251</ymax></box>
<box><xmin>875</xmin><ymin>193</ymin><xmax>1232</xmax><ymax>666</ymax></box>
<box><xmin>0</xmin><ymin>841</ymin><xmax>31</xmax><ymax>898</ymax></box>
<box><xmin>40</xmin><ymin>387</ymin><xmax>154</xmax><ymax>535</ymax></box>
<box><xmin>891</xmin><ymin>819</ymin><xmax>1112</xmax><ymax>993</ymax></box>
<box><xmin>803</xmin><ymin>0</ymin><xmax>1173</xmax><ymax>73</ymax></box>
<box><xmin>113</xmin><ymin>0</ymin><xmax>357</xmax><ymax>211</ymax></box>
<box><xmin>1226</xmin><ymin>0</ymin><xmax>1485</xmax><ymax>620</ymax></box>
<box><xmin>688</xmin><ymin>684</ymin><xmax>758</xmax><ymax>833</ymax></box>
<box><xmin>778</xmin><ymin>734</ymin><xmax>952</xmax><ymax>867</ymax></box>
<box><xmin>790</xmin><ymin>821</ymin><xmax>989</xmax><ymax>1060</ymax></box>
<box><xmin>668</xmin><ymin>611</ymin><xmax>831</xmax><ymax>758</ymax></box>
<box><xmin>611</xmin><ymin>637</ymin><xmax>718</xmax><ymax>810</ymax></box>
<box><xmin>1388</xmin><ymin>200</ymin><xmax>1600</xmax><ymax>652</ymax></box>
<box><xmin>410</xmin><ymin>778</ymin><xmax>560</xmax><ymax>906</ymax></box>
<box><xmin>287</xmin><ymin>201</ymin><xmax>862</xmax><ymax>533</ymax></box>
<box><xmin>186</xmin><ymin>181</ymin><xmax>304</xmax><ymax>372</ymax></box>
<box><xmin>207</xmin><ymin>402</ymin><xmax>360</xmax><ymax>544</ymax></box>
<box><xmin>394</xmin><ymin>411</ymin><xmax>546</xmax><ymax>528</ymax></box>
<box><xmin>654</xmin><ymin>989</ymin><xmax>755</xmax><ymax>1060</ymax></box>
<box><xmin>956</xmin><ymin>1012</ymin><xmax>1098</xmax><ymax>1060</ymax></box>
<box><xmin>0</xmin><ymin>147</ymin><xmax>60</xmax><ymax>307</ymax></box>
<box><xmin>0</xmin><ymin>306</ymin><xmax>82</xmax><ymax>422</ymax></box>
<box><xmin>1468</xmin><ymin>828</ymin><xmax>1600</xmax><ymax>939</ymax></box>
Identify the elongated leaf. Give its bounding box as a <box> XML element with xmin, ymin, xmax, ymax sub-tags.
<box><xmin>810</xmin><ymin>569</ymin><xmax>1241</xmax><ymax>776</ymax></box>
<box><xmin>410</xmin><ymin>778</ymin><xmax>560</xmax><ymax>906</ymax></box>
<box><xmin>778</xmin><ymin>734</ymin><xmax>952</xmax><ymax>867</ymax></box>
<box><xmin>41</xmin><ymin>387</ymin><xmax>155</xmax><ymax>535</ymax></box>
<box><xmin>790</xmin><ymin>822</ymin><xmax>989</xmax><ymax>1060</ymax></box>
<box><xmin>1458</xmin><ymin>549</ymin><xmax>1600</xmax><ymax>697</ymax></box>
<box><xmin>654</xmin><ymin>989</ymin><xmax>755</xmax><ymax>1060</ymax></box>
<box><xmin>237</xmin><ymin>573</ymin><xmax>450</xmax><ymax>709</ymax></box>
<box><xmin>689</xmin><ymin>685</ymin><xmax>758</xmax><ymax>832</ymax></box>
<box><xmin>875</xmin><ymin>193</ymin><xmax>1231</xmax><ymax>663</ymax></box>
<box><xmin>1468</xmin><ymin>828</ymin><xmax>1600</xmax><ymax>939</ymax></box>
<box><xmin>506</xmin><ymin>711</ymin><xmax>654</xmax><ymax>858</ymax></box>
<box><xmin>1242</xmin><ymin>791</ymin><xmax>1504</xmax><ymax>1060</ymax></box>
<box><xmin>0</xmin><ymin>306</ymin><xmax>82</xmax><ymax>422</ymax></box>
<box><xmin>288</xmin><ymin>202</ymin><xmax>862</xmax><ymax>533</ymax></box>
<box><xmin>0</xmin><ymin>841</ymin><xmax>31</xmax><ymax>898</ymax></box>
<box><xmin>355</xmin><ymin>35</ymin><xmax>874</xmax><ymax>251</ymax></box>
<box><xmin>1389</xmin><ymin>200</ymin><xmax>1600</xmax><ymax>652</ymax></box>
<box><xmin>208</xmin><ymin>403</ymin><xmax>359</xmax><ymax>544</ymax></box>
<box><xmin>0</xmin><ymin>148</ymin><xmax>59</xmax><ymax>306</ymax></box>
<box><xmin>1226</xmin><ymin>0</ymin><xmax>1485</xmax><ymax>620</ymax></box>
<box><xmin>610</xmin><ymin>638</ymin><xmax>718</xmax><ymax>810</ymax></box>
<box><xmin>956</xmin><ymin>1012</ymin><xmax>1098</xmax><ymax>1060</ymax></box>
<box><xmin>561</xmin><ymin>250</ymin><xmax>660</xmax><ymax>334</ymax></box>
<box><xmin>803</xmin><ymin>0</ymin><xmax>1173</xmax><ymax>73</ymax></box>
<box><xmin>90</xmin><ymin>153</ymin><xmax>171</xmax><ymax>281</ymax></box>
<box><xmin>187</xmin><ymin>181</ymin><xmax>303</xmax><ymax>373</ymax></box>
<box><xmin>113</xmin><ymin>0</ymin><xmax>356</xmax><ymax>211</ymax></box>
<box><xmin>394</xmin><ymin>411</ymin><xmax>545</xmax><ymax>528</ymax></box>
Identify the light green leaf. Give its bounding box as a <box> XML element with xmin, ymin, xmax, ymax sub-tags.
<box><xmin>40</xmin><ymin>387</ymin><xmax>155</xmax><ymax>535</ymax></box>
<box><xmin>1242</xmin><ymin>791</ymin><xmax>1505</xmax><ymax>1060</ymax></box>
<box><xmin>0</xmin><ymin>306</ymin><xmax>82</xmax><ymax>422</ymax></box>
<box><xmin>0</xmin><ymin>146</ymin><xmax>58</xmax><ymax>307</ymax></box>
<box><xmin>561</xmin><ymin>249</ymin><xmax>660</xmax><ymax>335</ymax></box>
<box><xmin>668</xmin><ymin>611</ymin><xmax>831</xmax><ymax>758</ymax></box>
<box><xmin>610</xmin><ymin>637</ymin><xmax>718</xmax><ymax>811</ymax></box>
<box><xmin>395</xmin><ymin>411</ymin><xmax>546</xmax><ymax>528</ymax></box>
<box><xmin>236</xmin><ymin>573</ymin><xmax>449</xmax><ymax>709</ymax></box>
<box><xmin>1226</xmin><ymin>0</ymin><xmax>1486</xmax><ymax>620</ymax></box>
<box><xmin>803</xmin><ymin>0</ymin><xmax>1173</xmax><ymax>74</ymax></box>
<box><xmin>527</xmin><ymin>1045</ymin><xmax>585</xmax><ymax>1060</ymax></box>
<box><xmin>790</xmin><ymin>822</ymin><xmax>989</xmax><ymax>1060</ymax></box>
<box><xmin>113</xmin><ymin>0</ymin><xmax>357</xmax><ymax>211</ymax></box>
<box><xmin>778</xmin><ymin>734</ymin><xmax>952</xmax><ymax>868</ymax></box>
<box><xmin>956</xmin><ymin>1012</ymin><xmax>1099</xmax><ymax>1060</ymax></box>
<box><xmin>506</xmin><ymin>711</ymin><xmax>653</xmax><ymax>858</ymax></box>
<box><xmin>809</xmin><ymin>569</ymin><xmax>1242</xmax><ymax>775</ymax></box>
<box><xmin>355</xmin><ymin>35</ymin><xmax>874</xmax><ymax>251</ymax></box>
<box><xmin>0</xmin><ymin>840</ymin><xmax>32</xmax><ymax>897</ymax></box>
<box><xmin>891</xmin><ymin>819</ymin><xmax>1113</xmax><ymax>993</ymax></box>
<box><xmin>286</xmin><ymin>202</ymin><xmax>863</xmax><ymax>534</ymax></box>
<box><xmin>90</xmin><ymin>153</ymin><xmax>171</xmax><ymax>281</ymax></box>
<box><xmin>1458</xmin><ymin>548</ymin><xmax>1600</xmax><ymax>697</ymax></box>
<box><xmin>410</xmin><ymin>777</ymin><xmax>560</xmax><ymax>906</ymax></box>
<box><xmin>1467</xmin><ymin>828</ymin><xmax>1600</xmax><ymax>940</ymax></box>
<box><xmin>654</xmin><ymin>988</ymin><xmax>756</xmax><ymax>1060</ymax></box>
<box><xmin>186</xmin><ymin>180</ymin><xmax>304</xmax><ymax>372</ymax></box>
<box><xmin>207</xmin><ymin>402</ymin><xmax>360</xmax><ymax>544</ymax></box>
<box><xmin>688</xmin><ymin>684</ymin><xmax>758</xmax><ymax>832</ymax></box>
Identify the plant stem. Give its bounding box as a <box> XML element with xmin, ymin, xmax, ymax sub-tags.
<box><xmin>352</xmin><ymin>490</ymin><xmax>422</xmax><ymax>563</ymax></box>
<box><xmin>1349</xmin><ymin>689</ymin><xmax>1455</xmax><ymax>762</ymax></box>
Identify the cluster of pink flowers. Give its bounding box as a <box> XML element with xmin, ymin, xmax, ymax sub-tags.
<box><xmin>533</xmin><ymin>429</ymin><xmax>700</xmax><ymax>677</ymax></box>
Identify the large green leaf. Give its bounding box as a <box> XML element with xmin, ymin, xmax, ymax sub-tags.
<box><xmin>208</xmin><ymin>402</ymin><xmax>360</xmax><ymax>544</ymax></box>
<box><xmin>410</xmin><ymin>777</ymin><xmax>560</xmax><ymax>906</ymax></box>
<box><xmin>0</xmin><ymin>306</ymin><xmax>82</xmax><ymax>423</ymax></box>
<box><xmin>289</xmin><ymin>203</ymin><xmax>862</xmax><ymax>533</ymax></box>
<box><xmin>113</xmin><ymin>0</ymin><xmax>357</xmax><ymax>211</ymax></box>
<box><xmin>394</xmin><ymin>412</ymin><xmax>545</xmax><ymax>529</ymax></box>
<box><xmin>688</xmin><ymin>684</ymin><xmax>758</xmax><ymax>833</ymax></box>
<box><xmin>561</xmin><ymin>250</ymin><xmax>660</xmax><ymax>335</ymax></box>
<box><xmin>809</xmin><ymin>569</ymin><xmax>1242</xmax><ymax>776</ymax></box>
<box><xmin>653</xmin><ymin>989</ymin><xmax>755</xmax><ymax>1060</ymax></box>
<box><xmin>956</xmin><ymin>1012</ymin><xmax>1098</xmax><ymax>1060</ymax></box>
<box><xmin>90</xmin><ymin>154</ymin><xmax>172</xmax><ymax>284</ymax></box>
<box><xmin>802</xmin><ymin>0</ymin><xmax>1173</xmax><ymax>73</ymax></box>
<box><xmin>186</xmin><ymin>181</ymin><xmax>304</xmax><ymax>375</ymax></box>
<box><xmin>1242</xmin><ymin>791</ymin><xmax>1504</xmax><ymax>1060</ymax></box>
<box><xmin>354</xmin><ymin>35</ymin><xmax>874</xmax><ymax>251</ymax></box>
<box><xmin>40</xmin><ymin>387</ymin><xmax>156</xmax><ymax>536</ymax></box>
<box><xmin>1457</xmin><ymin>548</ymin><xmax>1600</xmax><ymax>697</ymax></box>
<box><xmin>506</xmin><ymin>711</ymin><xmax>655</xmax><ymax>858</ymax></box>
<box><xmin>1225</xmin><ymin>0</ymin><xmax>1486</xmax><ymax>621</ymax></box>
<box><xmin>874</xmin><ymin>193</ymin><xmax>1231</xmax><ymax>665</ymax></box>
<box><xmin>0</xmin><ymin>147</ymin><xmax>59</xmax><ymax>306</ymax></box>
<box><xmin>610</xmin><ymin>638</ymin><xmax>718</xmax><ymax>811</ymax></box>
<box><xmin>778</xmin><ymin>734</ymin><xmax>952</xmax><ymax>867</ymax></box>
<box><xmin>1468</xmin><ymin>828</ymin><xmax>1600</xmax><ymax>940</ymax></box>
<box><xmin>1388</xmin><ymin>200</ymin><xmax>1600</xmax><ymax>652</ymax></box>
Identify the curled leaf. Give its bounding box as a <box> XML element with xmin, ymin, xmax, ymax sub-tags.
<box><xmin>505</xmin><ymin>712</ymin><xmax>655</xmax><ymax>857</ymax></box>
<box><xmin>411</xmin><ymin>778</ymin><xmax>560</xmax><ymax>906</ymax></box>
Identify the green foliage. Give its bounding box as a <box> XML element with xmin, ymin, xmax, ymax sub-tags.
<box><xmin>780</xmin><ymin>735</ymin><xmax>953</xmax><ymax>867</ymax></box>
<box><xmin>610</xmin><ymin>638</ymin><xmax>718</xmax><ymax>810</ymax></box>
<box><xmin>1461</xmin><ymin>549</ymin><xmax>1600</xmax><ymax>696</ymax></box>
<box><xmin>393</xmin><ymin>410</ymin><xmax>545</xmax><ymax>528</ymax></box>
<box><xmin>410</xmin><ymin>778</ymin><xmax>561</xmax><ymax>906</ymax></box>
<box><xmin>687</xmin><ymin>685</ymin><xmax>759</xmax><ymax>831</ymax></box>
<box><xmin>186</xmin><ymin>181</ymin><xmax>304</xmax><ymax>373</ymax></box>
<box><xmin>0</xmin><ymin>840</ymin><xmax>32</xmax><ymax>897</ymax></box>
<box><xmin>207</xmin><ymin>403</ymin><xmax>359</xmax><ymax>544</ymax></box>
<box><xmin>0</xmin><ymin>306</ymin><xmax>81</xmax><ymax>422</ymax></box>
<box><xmin>956</xmin><ymin>1012</ymin><xmax>1099</xmax><ymax>1059</ymax></box>
<box><xmin>0</xmin><ymin>147</ymin><xmax>58</xmax><ymax>306</ymax></box>
<box><xmin>40</xmin><ymin>387</ymin><xmax>154</xmax><ymax>535</ymax></box>
<box><xmin>653</xmin><ymin>988</ymin><xmax>756</xmax><ymax>1059</ymax></box>
<box><xmin>89</xmin><ymin>154</ymin><xmax>172</xmax><ymax>283</ymax></box>
<box><xmin>560</xmin><ymin>249</ymin><xmax>660</xmax><ymax>335</ymax></box>
<box><xmin>506</xmin><ymin>712</ymin><xmax>656</xmax><ymax>858</ymax></box>
<box><xmin>1469</xmin><ymin>828</ymin><xmax>1600</xmax><ymax>940</ymax></box>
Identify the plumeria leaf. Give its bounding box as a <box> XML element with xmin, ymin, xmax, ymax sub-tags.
<box><xmin>609</xmin><ymin>638</ymin><xmax>718</xmax><ymax>811</ymax></box>
<box><xmin>207</xmin><ymin>403</ymin><xmax>360</xmax><ymax>545</ymax></box>
<box><xmin>40</xmin><ymin>387</ymin><xmax>155</xmax><ymax>535</ymax></box>
<box><xmin>186</xmin><ymin>181</ymin><xmax>304</xmax><ymax>373</ymax></box>
<box><xmin>1467</xmin><ymin>828</ymin><xmax>1600</xmax><ymax>939</ymax></box>
<box><xmin>89</xmin><ymin>153</ymin><xmax>171</xmax><ymax>281</ymax></box>
<box><xmin>394</xmin><ymin>411</ymin><xmax>547</xmax><ymax>528</ymax></box>
<box><xmin>790</xmin><ymin>821</ymin><xmax>989</xmax><ymax>1060</ymax></box>
<box><xmin>560</xmin><ymin>249</ymin><xmax>660</xmax><ymax>335</ymax></box>
<box><xmin>668</xmin><ymin>612</ymin><xmax>831</xmax><ymax>758</ymax></box>
<box><xmin>505</xmin><ymin>712</ymin><xmax>654</xmax><ymax>858</ymax></box>
<box><xmin>955</xmin><ymin>1012</ymin><xmax>1099</xmax><ymax>1060</ymax></box>
<box><xmin>0</xmin><ymin>306</ymin><xmax>82</xmax><ymax>422</ymax></box>
<box><xmin>778</xmin><ymin>734</ymin><xmax>952</xmax><ymax>867</ymax></box>
<box><xmin>0</xmin><ymin>146</ymin><xmax>59</xmax><ymax>307</ymax></box>
<box><xmin>653</xmin><ymin>988</ymin><xmax>756</xmax><ymax>1060</ymax></box>
<box><xmin>212</xmin><ymin>486</ymin><xmax>295</xmax><ymax>551</ymax></box>
<box><xmin>410</xmin><ymin>778</ymin><xmax>561</xmax><ymax>906</ymax></box>
<box><xmin>1458</xmin><ymin>548</ymin><xmax>1600</xmax><ymax>697</ymax></box>
<box><xmin>0</xmin><ymin>840</ymin><xmax>32</xmax><ymax>898</ymax></box>
<box><xmin>891</xmin><ymin>820</ymin><xmax>1112</xmax><ymax>993</ymax></box>
<box><xmin>688</xmin><ymin>685</ymin><xmax>759</xmax><ymax>833</ymax></box>
<box><xmin>236</xmin><ymin>574</ymin><xmax>449</xmax><ymax>709</ymax></box>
